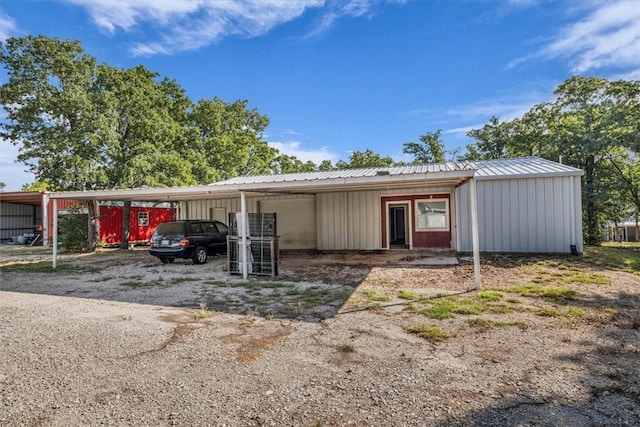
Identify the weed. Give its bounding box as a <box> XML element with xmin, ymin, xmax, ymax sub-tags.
<box><xmin>289</xmin><ymin>302</ymin><xmax>304</xmax><ymax>315</ymax></box>
<box><xmin>241</xmin><ymin>313</ymin><xmax>256</xmax><ymax>327</ymax></box>
<box><xmin>561</xmin><ymin>336</ymin><xmax>572</xmax><ymax>343</ymax></box>
<box><xmin>265</xmin><ymin>313</ymin><xmax>277</xmax><ymax>320</ymax></box>
<box><xmin>405</xmin><ymin>324</ymin><xmax>454</xmax><ymax>342</ymax></box>
<box><xmin>466</xmin><ymin>317</ymin><xmax>493</xmax><ymax>331</ymax></box>
<box><xmin>336</xmin><ymin>344</ymin><xmax>356</xmax><ymax>353</ymax></box>
<box><xmin>194</xmin><ymin>302</ymin><xmax>210</xmax><ymax>320</ymax></box>
<box><xmin>604</xmin><ymin>307</ymin><xmax>619</xmax><ymax>315</ymax></box>
<box><xmin>533</xmin><ymin>306</ymin><xmax>564</xmax><ymax>317</ymax></box>
<box><xmin>567</xmin><ymin>307</ymin><xmax>584</xmax><ymax>318</ymax></box>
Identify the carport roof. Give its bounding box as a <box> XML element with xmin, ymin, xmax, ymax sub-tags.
<box><xmin>45</xmin><ymin>156</ymin><xmax>581</xmax><ymax>202</ymax></box>
<box><xmin>47</xmin><ymin>164</ymin><xmax>476</xmax><ymax>202</ymax></box>
<box><xmin>0</xmin><ymin>191</ymin><xmax>45</xmax><ymax>205</ymax></box>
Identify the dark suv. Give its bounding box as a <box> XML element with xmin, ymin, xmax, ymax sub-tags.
<box><xmin>149</xmin><ymin>220</ymin><xmax>228</xmax><ymax>264</ymax></box>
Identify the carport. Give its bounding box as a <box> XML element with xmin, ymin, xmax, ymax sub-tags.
<box><xmin>47</xmin><ymin>166</ymin><xmax>482</xmax><ymax>288</ymax></box>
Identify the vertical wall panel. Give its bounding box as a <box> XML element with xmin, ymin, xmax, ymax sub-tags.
<box><xmin>456</xmin><ymin>176</ymin><xmax>582</xmax><ymax>253</ymax></box>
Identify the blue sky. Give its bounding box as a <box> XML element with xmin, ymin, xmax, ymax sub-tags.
<box><xmin>1</xmin><ymin>0</ymin><xmax>639</xmax><ymax>190</ymax></box>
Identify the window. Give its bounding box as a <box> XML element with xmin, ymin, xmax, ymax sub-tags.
<box><xmin>416</xmin><ymin>199</ymin><xmax>449</xmax><ymax>231</ymax></box>
<box><xmin>203</xmin><ymin>222</ymin><xmax>217</xmax><ymax>234</ymax></box>
<box><xmin>215</xmin><ymin>222</ymin><xmax>228</xmax><ymax>234</ymax></box>
<box><xmin>138</xmin><ymin>212</ymin><xmax>149</xmax><ymax>227</ymax></box>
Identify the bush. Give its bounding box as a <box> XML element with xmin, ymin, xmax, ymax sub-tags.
<box><xmin>59</xmin><ymin>205</ymin><xmax>88</xmax><ymax>252</ymax></box>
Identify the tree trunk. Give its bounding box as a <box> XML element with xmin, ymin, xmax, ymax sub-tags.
<box><xmin>120</xmin><ymin>201</ymin><xmax>131</xmax><ymax>250</ymax></box>
<box><xmin>584</xmin><ymin>155</ymin><xmax>599</xmax><ymax>245</ymax></box>
<box><xmin>87</xmin><ymin>201</ymin><xmax>97</xmax><ymax>252</ymax></box>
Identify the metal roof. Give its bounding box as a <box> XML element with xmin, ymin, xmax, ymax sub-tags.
<box><xmin>467</xmin><ymin>156</ymin><xmax>584</xmax><ymax>179</ymax></box>
<box><xmin>0</xmin><ymin>191</ymin><xmax>46</xmax><ymax>206</ymax></box>
<box><xmin>211</xmin><ymin>162</ymin><xmax>473</xmax><ymax>186</ymax></box>
<box><xmin>45</xmin><ymin>156</ymin><xmax>582</xmax><ymax>201</ymax></box>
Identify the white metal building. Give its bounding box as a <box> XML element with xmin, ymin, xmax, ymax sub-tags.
<box><xmin>46</xmin><ymin>156</ymin><xmax>584</xmax><ymax>286</ymax></box>
<box><xmin>181</xmin><ymin>156</ymin><xmax>584</xmax><ymax>254</ymax></box>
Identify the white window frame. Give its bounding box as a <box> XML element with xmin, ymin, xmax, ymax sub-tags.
<box><xmin>138</xmin><ymin>211</ymin><xmax>149</xmax><ymax>227</ymax></box>
<box><xmin>415</xmin><ymin>198</ymin><xmax>449</xmax><ymax>232</ymax></box>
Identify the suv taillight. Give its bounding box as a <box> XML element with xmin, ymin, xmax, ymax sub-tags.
<box><xmin>179</xmin><ymin>238</ymin><xmax>190</xmax><ymax>247</ymax></box>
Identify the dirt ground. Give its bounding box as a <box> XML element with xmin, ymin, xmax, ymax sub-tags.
<box><xmin>0</xmin><ymin>247</ymin><xmax>639</xmax><ymax>426</ymax></box>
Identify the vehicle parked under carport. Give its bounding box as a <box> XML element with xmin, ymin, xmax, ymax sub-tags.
<box><xmin>148</xmin><ymin>220</ymin><xmax>228</xmax><ymax>264</ymax></box>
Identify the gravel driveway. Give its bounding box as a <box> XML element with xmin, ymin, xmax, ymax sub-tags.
<box><xmin>1</xmin><ymin>248</ymin><xmax>639</xmax><ymax>426</ymax></box>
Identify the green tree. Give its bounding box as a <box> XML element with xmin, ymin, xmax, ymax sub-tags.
<box><xmin>271</xmin><ymin>154</ymin><xmax>317</xmax><ymax>174</ymax></box>
<box><xmin>21</xmin><ymin>181</ymin><xmax>48</xmax><ymax>191</ymax></box>
<box><xmin>334</xmin><ymin>149</ymin><xmax>395</xmax><ymax>169</ymax></box>
<box><xmin>403</xmin><ymin>130</ymin><xmax>447</xmax><ymax>164</ymax></box>
<box><xmin>464</xmin><ymin>76</ymin><xmax>640</xmax><ymax>245</ymax></box>
<box><xmin>318</xmin><ymin>160</ymin><xmax>333</xmax><ymax>172</ymax></box>
<box><xmin>1</xmin><ymin>35</ymin><xmax>107</xmax><ymax>249</ymax></box>
<box><xmin>190</xmin><ymin>97</ymin><xmax>273</xmax><ymax>180</ymax></box>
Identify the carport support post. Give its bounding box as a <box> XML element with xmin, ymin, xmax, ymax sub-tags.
<box><xmin>240</xmin><ymin>191</ymin><xmax>248</xmax><ymax>280</ymax></box>
<box><xmin>469</xmin><ymin>177</ymin><xmax>481</xmax><ymax>289</ymax></box>
<box><xmin>52</xmin><ymin>199</ymin><xmax>58</xmax><ymax>269</ymax></box>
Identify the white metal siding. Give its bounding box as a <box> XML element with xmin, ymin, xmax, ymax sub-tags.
<box><xmin>456</xmin><ymin>176</ymin><xmax>583</xmax><ymax>253</ymax></box>
<box><xmin>260</xmin><ymin>199</ymin><xmax>316</xmax><ymax>249</ymax></box>
<box><xmin>317</xmin><ymin>191</ymin><xmax>381</xmax><ymax>250</ymax></box>
<box><xmin>0</xmin><ymin>202</ymin><xmax>40</xmax><ymax>241</ymax></box>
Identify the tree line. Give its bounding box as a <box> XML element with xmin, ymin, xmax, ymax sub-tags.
<box><xmin>2</xmin><ymin>36</ymin><xmax>638</xmax><ymax>247</ymax></box>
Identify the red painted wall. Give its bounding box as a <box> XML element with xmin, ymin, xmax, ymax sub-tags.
<box><xmin>99</xmin><ymin>206</ymin><xmax>174</xmax><ymax>245</ymax></box>
<box><xmin>381</xmin><ymin>194</ymin><xmax>452</xmax><ymax>249</ymax></box>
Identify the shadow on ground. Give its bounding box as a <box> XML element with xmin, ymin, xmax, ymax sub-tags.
<box><xmin>0</xmin><ymin>247</ymin><xmax>461</xmax><ymax>322</ymax></box>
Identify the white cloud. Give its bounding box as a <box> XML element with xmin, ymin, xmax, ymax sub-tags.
<box><xmin>65</xmin><ymin>0</ymin><xmax>405</xmax><ymax>55</ymax></box>
<box><xmin>514</xmin><ymin>1</ymin><xmax>640</xmax><ymax>74</ymax></box>
<box><xmin>268</xmin><ymin>140</ymin><xmax>338</xmax><ymax>164</ymax></box>
<box><xmin>67</xmin><ymin>0</ymin><xmax>324</xmax><ymax>55</ymax></box>
<box><xmin>0</xmin><ymin>13</ymin><xmax>18</xmax><ymax>42</ymax></box>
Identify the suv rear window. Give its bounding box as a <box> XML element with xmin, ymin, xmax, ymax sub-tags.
<box><xmin>156</xmin><ymin>222</ymin><xmax>184</xmax><ymax>235</ymax></box>
<box><xmin>189</xmin><ymin>223</ymin><xmax>203</xmax><ymax>234</ymax></box>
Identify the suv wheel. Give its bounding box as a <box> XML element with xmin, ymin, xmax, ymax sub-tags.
<box><xmin>193</xmin><ymin>247</ymin><xmax>208</xmax><ymax>264</ymax></box>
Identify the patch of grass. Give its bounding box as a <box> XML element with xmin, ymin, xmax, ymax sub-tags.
<box><xmin>361</xmin><ymin>289</ymin><xmax>391</xmax><ymax>302</ymax></box>
<box><xmin>170</xmin><ymin>277</ymin><xmax>201</xmax><ymax>285</ymax></box>
<box><xmin>405</xmin><ymin>324</ymin><xmax>454</xmax><ymax>342</ymax></box>
<box><xmin>585</xmin><ymin>244</ymin><xmax>640</xmax><ymax>273</ymax></box>
<box><xmin>0</xmin><ymin>246</ymin><xmax>51</xmax><ymax>256</ymax></box>
<box><xmin>466</xmin><ymin>317</ymin><xmax>528</xmax><ymax>331</ymax></box>
<box><xmin>477</xmin><ymin>290</ymin><xmax>504</xmax><ymax>301</ymax></box>
<box><xmin>420</xmin><ymin>300</ymin><xmax>458</xmax><ymax>319</ymax></box>
<box><xmin>118</xmin><ymin>280</ymin><xmax>153</xmax><ymax>288</ymax></box>
<box><xmin>533</xmin><ymin>306</ymin><xmax>564</xmax><ymax>317</ymax></box>
<box><xmin>336</xmin><ymin>344</ymin><xmax>356</xmax><ymax>353</ymax></box>
<box><xmin>89</xmin><ymin>276</ymin><xmax>115</xmax><ymax>282</ymax></box>
<box><xmin>604</xmin><ymin>307</ymin><xmax>619</xmax><ymax>315</ymax></box>
<box><xmin>0</xmin><ymin>261</ymin><xmax>100</xmax><ymax>274</ymax></box>
<box><xmin>567</xmin><ymin>307</ymin><xmax>584</xmax><ymax>318</ymax></box>
<box><xmin>503</xmin><ymin>284</ymin><xmax>577</xmax><ymax>302</ymax></box>
<box><xmin>397</xmin><ymin>290</ymin><xmax>420</xmax><ymax>300</ymax></box>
